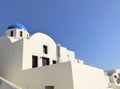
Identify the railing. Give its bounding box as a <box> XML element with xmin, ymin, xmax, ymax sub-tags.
<box><xmin>0</xmin><ymin>77</ymin><xmax>22</xmax><ymax>89</ymax></box>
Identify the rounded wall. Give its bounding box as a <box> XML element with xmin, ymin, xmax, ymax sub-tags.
<box><xmin>30</xmin><ymin>32</ymin><xmax>57</xmax><ymax>59</ymax></box>
<box><xmin>22</xmin><ymin>32</ymin><xmax>57</xmax><ymax>69</ymax></box>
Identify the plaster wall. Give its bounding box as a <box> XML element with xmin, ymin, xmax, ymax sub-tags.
<box><xmin>59</xmin><ymin>46</ymin><xmax>75</xmax><ymax>62</ymax></box>
<box><xmin>0</xmin><ymin>77</ymin><xmax>22</xmax><ymax>89</ymax></box>
<box><xmin>71</xmin><ymin>62</ymin><xmax>108</xmax><ymax>89</ymax></box>
<box><xmin>12</xmin><ymin>39</ymin><xmax>24</xmax><ymax>72</ymax></box>
<box><xmin>12</xmin><ymin>62</ymin><xmax>74</xmax><ymax>89</ymax></box>
<box><xmin>0</xmin><ymin>36</ymin><xmax>13</xmax><ymax>80</ymax></box>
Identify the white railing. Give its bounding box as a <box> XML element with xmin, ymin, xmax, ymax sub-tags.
<box><xmin>0</xmin><ymin>77</ymin><xmax>22</xmax><ymax>89</ymax></box>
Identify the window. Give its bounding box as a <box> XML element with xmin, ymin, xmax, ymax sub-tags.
<box><xmin>53</xmin><ymin>60</ymin><xmax>56</xmax><ymax>64</ymax></box>
<box><xmin>32</xmin><ymin>55</ymin><xmax>38</xmax><ymax>68</ymax></box>
<box><xmin>10</xmin><ymin>31</ymin><xmax>13</xmax><ymax>36</ymax></box>
<box><xmin>20</xmin><ymin>31</ymin><xmax>23</xmax><ymax>37</ymax></box>
<box><xmin>45</xmin><ymin>86</ymin><xmax>54</xmax><ymax>89</ymax></box>
<box><xmin>43</xmin><ymin>45</ymin><xmax>48</xmax><ymax>54</ymax></box>
<box><xmin>42</xmin><ymin>57</ymin><xmax>49</xmax><ymax>66</ymax></box>
<box><xmin>114</xmin><ymin>75</ymin><xmax>117</xmax><ymax>78</ymax></box>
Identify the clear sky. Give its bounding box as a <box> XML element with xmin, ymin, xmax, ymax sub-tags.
<box><xmin>0</xmin><ymin>0</ymin><xmax>120</xmax><ymax>70</ymax></box>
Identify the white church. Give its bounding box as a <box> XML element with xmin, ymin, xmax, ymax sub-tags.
<box><xmin>0</xmin><ymin>23</ymin><xmax>120</xmax><ymax>89</ymax></box>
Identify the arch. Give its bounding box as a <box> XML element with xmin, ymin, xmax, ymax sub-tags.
<box><xmin>20</xmin><ymin>31</ymin><xmax>23</xmax><ymax>37</ymax></box>
<box><xmin>29</xmin><ymin>32</ymin><xmax>56</xmax><ymax>46</ymax></box>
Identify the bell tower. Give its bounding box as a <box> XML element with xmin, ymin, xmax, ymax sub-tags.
<box><xmin>5</xmin><ymin>23</ymin><xmax>30</xmax><ymax>38</ymax></box>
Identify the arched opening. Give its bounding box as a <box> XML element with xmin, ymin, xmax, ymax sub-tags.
<box><xmin>20</xmin><ymin>31</ymin><xmax>23</xmax><ymax>37</ymax></box>
<box><xmin>10</xmin><ymin>31</ymin><xmax>14</xmax><ymax>36</ymax></box>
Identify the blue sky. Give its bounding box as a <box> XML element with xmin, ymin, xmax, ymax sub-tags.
<box><xmin>0</xmin><ymin>0</ymin><xmax>120</xmax><ymax>70</ymax></box>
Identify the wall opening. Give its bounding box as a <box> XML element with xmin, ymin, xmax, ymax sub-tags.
<box><xmin>43</xmin><ymin>45</ymin><xmax>48</xmax><ymax>54</ymax></box>
<box><xmin>10</xmin><ymin>31</ymin><xmax>13</xmax><ymax>36</ymax></box>
<box><xmin>32</xmin><ymin>55</ymin><xmax>38</xmax><ymax>68</ymax></box>
<box><xmin>45</xmin><ymin>86</ymin><xmax>54</xmax><ymax>89</ymax></box>
<box><xmin>53</xmin><ymin>60</ymin><xmax>56</xmax><ymax>64</ymax></box>
<box><xmin>42</xmin><ymin>57</ymin><xmax>49</xmax><ymax>66</ymax></box>
<box><xmin>20</xmin><ymin>31</ymin><xmax>23</xmax><ymax>37</ymax></box>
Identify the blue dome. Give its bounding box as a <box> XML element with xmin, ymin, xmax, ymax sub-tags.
<box><xmin>7</xmin><ymin>23</ymin><xmax>27</xmax><ymax>31</ymax></box>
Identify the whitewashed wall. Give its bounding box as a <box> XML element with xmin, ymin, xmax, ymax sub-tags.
<box><xmin>12</xmin><ymin>62</ymin><xmax>74</xmax><ymax>89</ymax></box>
<box><xmin>71</xmin><ymin>62</ymin><xmax>108</xmax><ymax>89</ymax></box>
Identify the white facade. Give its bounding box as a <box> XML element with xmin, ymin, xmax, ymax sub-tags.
<box><xmin>0</xmin><ymin>23</ymin><xmax>119</xmax><ymax>89</ymax></box>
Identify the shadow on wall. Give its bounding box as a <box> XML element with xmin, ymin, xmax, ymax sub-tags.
<box><xmin>0</xmin><ymin>77</ymin><xmax>22</xmax><ymax>89</ymax></box>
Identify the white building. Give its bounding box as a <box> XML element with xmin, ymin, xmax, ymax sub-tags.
<box><xmin>0</xmin><ymin>23</ymin><xmax>119</xmax><ymax>89</ymax></box>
